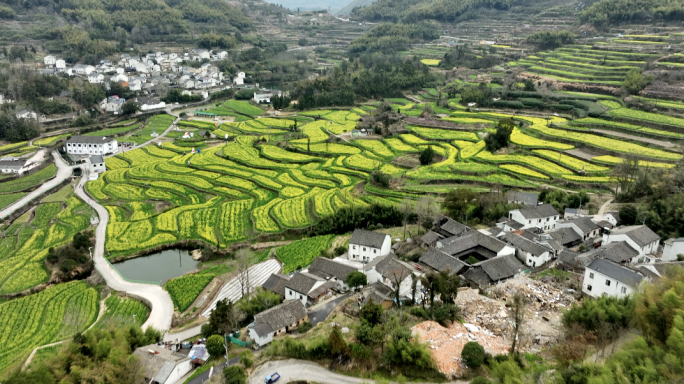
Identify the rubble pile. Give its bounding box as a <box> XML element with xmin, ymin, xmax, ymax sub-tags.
<box><xmin>493</xmin><ymin>276</ymin><xmax>576</xmax><ymax>310</ymax></box>
<box><xmin>455</xmin><ymin>288</ymin><xmax>509</xmax><ymax>336</ymax></box>
<box><xmin>412</xmin><ymin>321</ymin><xmax>510</xmax><ymax>378</ymax></box>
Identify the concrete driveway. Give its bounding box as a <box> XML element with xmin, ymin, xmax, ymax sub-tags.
<box><xmin>309</xmin><ymin>293</ymin><xmax>351</xmax><ymax>326</ymax></box>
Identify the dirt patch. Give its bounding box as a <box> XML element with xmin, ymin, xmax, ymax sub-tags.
<box><xmin>250</xmin><ymin>241</ymin><xmax>292</xmax><ymax>250</ymax></box>
<box><xmin>412</xmin><ymin>320</ymin><xmax>510</xmax><ymax>378</ymax></box>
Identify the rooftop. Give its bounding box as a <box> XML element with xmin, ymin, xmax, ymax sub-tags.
<box><xmin>262</xmin><ymin>273</ymin><xmax>290</xmax><ymax>296</ymax></box>
<box><xmin>587</xmin><ymin>258</ymin><xmax>643</xmax><ymax>288</ymax></box>
<box><xmin>609</xmin><ymin>225</ymin><xmax>660</xmax><ymax>247</ymax></box>
<box><xmin>506</xmin><ymin>191</ymin><xmax>538</xmax><ymax>206</ymax></box>
<box><xmin>419</xmin><ymin>248</ymin><xmax>467</xmax><ymax>275</ymax></box>
<box><xmin>515</xmin><ymin>204</ymin><xmax>559</xmax><ymax>220</ymax></box>
<box><xmin>560</xmin><ymin>217</ymin><xmax>600</xmax><ymax>234</ymax></box>
<box><xmin>284</xmin><ymin>272</ymin><xmax>319</xmax><ymax>294</ymax></box>
<box><xmin>350</xmin><ymin>229</ymin><xmax>388</xmax><ymax>249</ymax></box>
<box><xmin>67</xmin><ymin>135</ymin><xmax>114</xmax><ymax>144</ymax></box>
<box><xmin>90</xmin><ymin>155</ymin><xmax>104</xmax><ymax>164</ymax></box>
<box><xmin>251</xmin><ymin>299</ymin><xmax>308</xmax><ymax>335</ymax></box>
<box><xmin>439</xmin><ymin>231</ymin><xmax>507</xmax><ymax>256</ymax></box>
<box><xmin>502</xmin><ymin>232</ymin><xmax>550</xmax><ymax>256</ymax></box>
<box><xmin>308</xmin><ymin>257</ymin><xmax>357</xmax><ymax>281</ymax></box>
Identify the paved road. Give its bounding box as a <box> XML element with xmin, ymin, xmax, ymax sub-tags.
<box><xmin>75</xmin><ymin>176</ymin><xmax>175</xmax><ymax>331</ymax></box>
<box><xmin>597</xmin><ymin>198</ymin><xmax>614</xmax><ymax>217</ymax></box>
<box><xmin>248</xmin><ymin>359</ymin><xmax>469</xmax><ymax>384</ymax></box>
<box><xmin>109</xmin><ymin>117</ymin><xmax>179</xmax><ymax>157</ymax></box>
<box><xmin>309</xmin><ymin>293</ymin><xmax>351</xmax><ymax>326</ymax></box>
<box><xmin>0</xmin><ymin>151</ymin><xmax>74</xmax><ymax>220</ymax></box>
<box><xmin>164</xmin><ymin>324</ymin><xmax>204</xmax><ymax>343</ymax></box>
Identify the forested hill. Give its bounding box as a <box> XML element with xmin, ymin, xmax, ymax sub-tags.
<box><xmin>0</xmin><ymin>0</ymin><xmax>255</xmax><ymax>61</ymax></box>
<box><xmin>351</xmin><ymin>0</ymin><xmax>684</xmax><ymax>27</ymax></box>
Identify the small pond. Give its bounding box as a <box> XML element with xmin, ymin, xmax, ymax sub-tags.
<box><xmin>113</xmin><ymin>248</ymin><xmax>199</xmax><ymax>284</ymax></box>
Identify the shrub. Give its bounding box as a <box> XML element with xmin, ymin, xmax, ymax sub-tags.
<box><xmin>223</xmin><ymin>365</ymin><xmax>246</xmax><ymax>384</ymax></box>
<box><xmin>298</xmin><ymin>321</ymin><xmax>313</xmax><ymax>333</ymax></box>
<box><xmin>206</xmin><ymin>335</ymin><xmax>226</xmax><ymax>358</ymax></box>
<box><xmin>334</xmin><ymin>246</ymin><xmax>347</xmax><ymax>256</ymax></box>
<box><xmin>462</xmin><ymin>341</ymin><xmax>486</xmax><ymax>368</ymax></box>
<box><xmin>410</xmin><ymin>307</ymin><xmax>427</xmax><ymax>319</ymax></box>
<box><xmin>239</xmin><ymin>350</ymin><xmax>253</xmax><ymax>368</ymax></box>
<box><xmin>470</xmin><ymin>377</ymin><xmax>492</xmax><ymax>384</ymax></box>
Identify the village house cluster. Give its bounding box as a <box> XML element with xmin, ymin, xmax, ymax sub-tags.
<box><xmin>246</xmin><ymin>190</ymin><xmax>681</xmax><ymax>348</ymax></box>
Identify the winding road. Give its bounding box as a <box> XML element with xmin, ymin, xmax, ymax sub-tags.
<box><xmin>0</xmin><ymin>151</ymin><xmax>74</xmax><ymax>220</ymax></box>
<box><xmin>248</xmin><ymin>359</ymin><xmax>469</xmax><ymax>384</ymax></box>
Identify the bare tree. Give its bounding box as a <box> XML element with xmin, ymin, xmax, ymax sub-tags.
<box><xmin>386</xmin><ymin>259</ymin><xmax>412</xmax><ymax>307</ymax></box>
<box><xmin>415</xmin><ymin>196</ymin><xmax>440</xmax><ymax>233</ymax></box>
<box><xmin>510</xmin><ymin>292</ymin><xmax>526</xmax><ymax>355</ymax></box>
<box><xmin>612</xmin><ymin>155</ymin><xmax>639</xmax><ymax>195</ymax></box>
<box><xmin>235</xmin><ymin>248</ymin><xmax>253</xmax><ymax>299</ymax></box>
<box><xmin>401</xmin><ymin>198</ymin><xmax>412</xmax><ymax>240</ymax></box>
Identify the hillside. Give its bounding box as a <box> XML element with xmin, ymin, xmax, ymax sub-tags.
<box><xmin>335</xmin><ymin>0</ymin><xmax>378</xmax><ymax>16</ymax></box>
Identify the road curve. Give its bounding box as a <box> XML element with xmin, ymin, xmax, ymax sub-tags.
<box><xmin>74</xmin><ymin>176</ymin><xmax>175</xmax><ymax>331</ymax></box>
<box><xmin>248</xmin><ymin>359</ymin><xmax>469</xmax><ymax>384</ymax></box>
<box><xmin>0</xmin><ymin>151</ymin><xmax>73</xmax><ymax>220</ymax></box>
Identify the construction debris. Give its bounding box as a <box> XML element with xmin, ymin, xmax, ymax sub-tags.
<box><xmin>412</xmin><ymin>321</ymin><xmax>510</xmax><ymax>378</ymax></box>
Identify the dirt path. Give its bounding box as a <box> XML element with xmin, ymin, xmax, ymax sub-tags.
<box><xmin>22</xmin><ymin>298</ymin><xmax>108</xmax><ymax>370</ymax></box>
<box><xmin>590</xmin><ymin>128</ymin><xmax>678</xmax><ymax>148</ymax></box>
<box><xmin>597</xmin><ymin>198</ymin><xmax>614</xmax><ymax>217</ymax></box>
<box><xmin>564</xmin><ymin>148</ymin><xmax>595</xmax><ymax>161</ymax></box>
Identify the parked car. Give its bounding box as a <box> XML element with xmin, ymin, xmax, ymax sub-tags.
<box><xmin>265</xmin><ymin>372</ymin><xmax>280</xmax><ymax>383</ymax></box>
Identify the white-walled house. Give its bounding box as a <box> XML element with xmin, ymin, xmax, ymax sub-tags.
<box><xmin>88</xmin><ymin>73</ymin><xmax>104</xmax><ymax>84</ymax></box>
<box><xmin>305</xmin><ymin>257</ymin><xmax>358</xmax><ymax>292</ymax></box>
<box><xmin>65</xmin><ymin>136</ymin><xmax>118</xmax><ymax>155</ymax></box>
<box><xmin>247</xmin><ymin>299</ymin><xmax>308</xmax><ymax>348</ymax></box>
<box><xmin>133</xmin><ymin>344</ymin><xmax>194</xmax><ymax>384</ymax></box>
<box><xmin>605</xmin><ymin>211</ymin><xmax>620</xmax><ymax>226</ymax></box>
<box><xmin>602</xmin><ymin>225</ymin><xmax>660</xmax><ymax>259</ymax></box>
<box><xmin>44</xmin><ymin>55</ymin><xmax>56</xmax><ymax>66</ymax></box>
<box><xmin>507</xmin><ymin>204</ymin><xmax>560</xmax><ymax>231</ymax></box>
<box><xmin>89</xmin><ymin>155</ymin><xmax>105</xmax><ymax>174</ymax></box>
<box><xmin>348</xmin><ymin>229</ymin><xmax>391</xmax><ymax>264</ymax></box>
<box><xmin>0</xmin><ymin>159</ymin><xmax>38</xmax><ymax>174</ymax></box>
<box><xmin>502</xmin><ymin>231</ymin><xmax>553</xmax><ymax>268</ymax></box>
<box><xmin>55</xmin><ymin>59</ymin><xmax>66</xmax><ymax>70</ymax></box>
<box><xmin>73</xmin><ymin>64</ymin><xmax>95</xmax><ymax>75</ymax></box>
<box><xmin>582</xmin><ymin>258</ymin><xmax>643</xmax><ymax>299</ymax></box>
<box><xmin>662</xmin><ymin>238</ymin><xmax>684</xmax><ymax>261</ymax></box>
<box><xmin>373</xmin><ymin>256</ymin><xmax>423</xmax><ymax>300</ymax></box>
<box><xmin>555</xmin><ymin>217</ymin><xmax>601</xmax><ymax>242</ymax></box>
<box><xmin>233</xmin><ymin>72</ymin><xmax>245</xmax><ymax>85</ymax></box>
<box><xmin>16</xmin><ymin>109</ymin><xmax>37</xmax><ymax>120</ymax></box>
<box><xmin>254</xmin><ymin>90</ymin><xmax>281</xmax><ymax>103</ymax></box>
<box><xmin>283</xmin><ymin>272</ymin><xmax>333</xmax><ymax>307</ymax></box>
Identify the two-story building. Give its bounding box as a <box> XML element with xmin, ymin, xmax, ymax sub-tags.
<box><xmin>662</xmin><ymin>238</ymin><xmax>684</xmax><ymax>261</ymax></box>
<box><xmin>89</xmin><ymin>155</ymin><xmax>106</xmax><ymax>174</ymax></box>
<box><xmin>582</xmin><ymin>258</ymin><xmax>644</xmax><ymax>299</ymax></box>
<box><xmin>348</xmin><ymin>229</ymin><xmax>391</xmax><ymax>264</ymax></box>
<box><xmin>502</xmin><ymin>231</ymin><xmax>554</xmax><ymax>268</ymax></box>
<box><xmin>506</xmin><ymin>204</ymin><xmax>560</xmax><ymax>231</ymax></box>
<box><xmin>305</xmin><ymin>257</ymin><xmax>358</xmax><ymax>292</ymax></box>
<box><xmin>283</xmin><ymin>272</ymin><xmax>335</xmax><ymax>307</ymax></box>
<box><xmin>602</xmin><ymin>225</ymin><xmax>660</xmax><ymax>262</ymax></box>
<box><xmin>65</xmin><ymin>136</ymin><xmax>118</xmax><ymax>156</ymax></box>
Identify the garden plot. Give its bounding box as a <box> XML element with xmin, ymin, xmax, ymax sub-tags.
<box><xmin>202</xmin><ymin>259</ymin><xmax>280</xmax><ymax>317</ymax></box>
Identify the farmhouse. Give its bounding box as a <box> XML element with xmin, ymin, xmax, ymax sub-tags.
<box><xmin>435</xmin><ymin>231</ymin><xmax>515</xmax><ymax>263</ymax></box>
<box><xmin>89</xmin><ymin>155</ymin><xmax>105</xmax><ymax>174</ymax></box>
<box><xmin>348</xmin><ymin>229</ymin><xmax>391</xmax><ymax>264</ymax></box>
<box><xmin>555</xmin><ymin>217</ymin><xmax>601</xmax><ymax>242</ymax></box>
<box><xmin>662</xmin><ymin>238</ymin><xmax>684</xmax><ymax>261</ymax></box>
<box><xmin>373</xmin><ymin>256</ymin><xmax>422</xmax><ymax>300</ymax></box>
<box><xmin>602</xmin><ymin>225</ymin><xmax>660</xmax><ymax>261</ymax></box>
<box><xmin>0</xmin><ymin>159</ymin><xmax>37</xmax><ymax>174</ymax></box>
<box><xmin>253</xmin><ymin>90</ymin><xmax>282</xmax><ymax>103</ymax></box>
<box><xmin>261</xmin><ymin>273</ymin><xmax>290</xmax><ymax>297</ymax></box>
<box><xmin>133</xmin><ymin>344</ymin><xmax>193</xmax><ymax>384</ymax></box>
<box><xmin>16</xmin><ymin>109</ymin><xmax>37</xmax><ymax>120</ymax></box>
<box><xmin>247</xmin><ymin>299</ymin><xmax>308</xmax><ymax>348</ymax></box>
<box><xmin>418</xmin><ymin>248</ymin><xmax>468</xmax><ymax>275</ymax></box>
<box><xmin>604</xmin><ymin>211</ymin><xmax>620</xmax><ymax>226</ymax></box>
<box><xmin>506</xmin><ymin>204</ymin><xmax>560</xmax><ymax>231</ymax></box>
<box><xmin>65</xmin><ymin>136</ymin><xmax>119</xmax><ymax>156</ymax></box>
<box><xmin>461</xmin><ymin>254</ymin><xmax>526</xmax><ymax>289</ymax></box>
<box><xmin>305</xmin><ymin>257</ymin><xmax>358</xmax><ymax>292</ymax></box>
<box><xmin>582</xmin><ymin>258</ymin><xmax>644</xmax><ymax>299</ymax></box>
<box><xmin>283</xmin><ymin>272</ymin><xmax>335</xmax><ymax>306</ymax></box>
<box><xmin>502</xmin><ymin>231</ymin><xmax>554</xmax><ymax>268</ymax></box>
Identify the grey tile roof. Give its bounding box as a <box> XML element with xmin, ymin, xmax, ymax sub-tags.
<box><xmin>364</xmin><ymin>288</ymin><xmax>393</xmax><ymax>305</ymax></box>
<box><xmin>598</xmin><ymin>241</ymin><xmax>639</xmax><ymax>263</ymax></box>
<box><xmin>308</xmin><ymin>280</ymin><xmax>336</xmax><ymax>298</ymax></box>
<box><xmin>252</xmin><ymin>299</ymin><xmax>308</xmax><ymax>333</ymax></box>
<box><xmin>587</xmin><ymin>258</ymin><xmax>643</xmax><ymax>288</ymax></box>
<box><xmin>435</xmin><ymin>216</ymin><xmax>470</xmax><ymax>237</ymax></box>
<box><xmin>609</xmin><ymin>225</ymin><xmax>660</xmax><ymax>247</ymax></box>
<box><xmin>594</xmin><ymin>220</ymin><xmax>613</xmax><ymax>229</ymax></box>
<box><xmin>262</xmin><ymin>273</ymin><xmax>290</xmax><ymax>296</ymax></box>
<box><xmin>67</xmin><ymin>135</ymin><xmax>115</xmax><ymax>144</ymax></box>
<box><xmin>420</xmin><ymin>230</ymin><xmax>444</xmax><ymax>246</ymax></box>
<box><xmin>504</xmin><ymin>220</ymin><xmax>524</xmax><ymax>229</ymax></box>
<box><xmin>155</xmin><ymin>361</ymin><xmax>177</xmax><ymax>383</ymax></box>
<box><xmin>548</xmin><ymin>227</ymin><xmax>582</xmax><ymax>244</ymax></box>
<box><xmin>363</xmin><ymin>255</ymin><xmax>388</xmax><ymax>272</ymax></box>
<box><xmin>506</xmin><ymin>191</ymin><xmax>538</xmax><ymax>206</ymax></box>
<box><xmin>562</xmin><ymin>217</ymin><xmax>600</xmax><ymax>234</ymax></box>
<box><xmin>375</xmin><ymin>256</ymin><xmax>415</xmax><ymax>282</ymax></box>
<box><xmin>558</xmin><ymin>249</ymin><xmax>582</xmax><ymax>266</ymax></box>
<box><xmin>502</xmin><ymin>232</ymin><xmax>550</xmax><ymax>256</ymax></box>
<box><xmin>309</xmin><ymin>257</ymin><xmax>357</xmax><ymax>281</ymax></box>
<box><xmin>350</xmin><ymin>229</ymin><xmax>388</xmax><ymax>249</ymax></box>
<box><xmin>516</xmin><ymin>204</ymin><xmax>559</xmax><ymax>219</ymax></box>
<box><xmin>90</xmin><ymin>155</ymin><xmax>104</xmax><ymax>164</ymax></box>
<box><xmin>462</xmin><ymin>267</ymin><xmax>491</xmax><ymax>287</ymax></box>
<box><xmin>250</xmin><ymin>322</ymin><xmax>274</xmax><ymax>337</ymax></box>
<box><xmin>606</xmin><ymin>211</ymin><xmax>620</xmax><ymax>221</ymax></box>
<box><xmin>0</xmin><ymin>160</ymin><xmax>27</xmax><ymax>169</ymax></box>
<box><xmin>368</xmin><ymin>282</ymin><xmax>394</xmax><ymax>297</ymax></box>
<box><xmin>419</xmin><ymin>248</ymin><xmax>467</xmax><ymax>275</ymax></box>
<box><xmin>440</xmin><ymin>232</ymin><xmax>507</xmax><ymax>256</ymax></box>
<box><xmin>478</xmin><ymin>254</ymin><xmax>526</xmax><ymax>282</ymax></box>
<box><xmin>284</xmin><ymin>273</ymin><xmax>319</xmax><ymax>294</ymax></box>
<box><xmin>519</xmin><ymin>230</ymin><xmax>537</xmax><ymax>241</ymax></box>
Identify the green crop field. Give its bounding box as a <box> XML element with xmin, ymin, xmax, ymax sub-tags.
<box><xmin>94</xmin><ymin>295</ymin><xmax>149</xmax><ymax>329</ymax></box>
<box><xmin>0</xmin><ymin>281</ymin><xmax>99</xmax><ymax>372</ymax></box>
<box><xmin>276</xmin><ymin>235</ymin><xmax>334</xmax><ymax>273</ymax></box>
<box><xmin>166</xmin><ymin>274</ymin><xmax>215</xmax><ymax>312</ymax></box>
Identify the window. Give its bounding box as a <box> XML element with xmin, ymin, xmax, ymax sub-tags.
<box><xmin>587</xmin><ymin>285</ymin><xmax>592</xmax><ymax>291</ymax></box>
<box><xmin>605</xmin><ymin>279</ymin><xmax>611</xmax><ymax>286</ymax></box>
<box><xmin>363</xmin><ymin>247</ymin><xmax>366</xmax><ymax>251</ymax></box>
<box><xmin>373</xmin><ymin>249</ymin><xmax>377</xmax><ymax>254</ymax></box>
<box><xmin>589</xmin><ymin>273</ymin><xmax>594</xmax><ymax>279</ymax></box>
<box><xmin>528</xmin><ymin>220</ymin><xmax>531</xmax><ymax>224</ymax></box>
<box><xmin>621</xmin><ymin>287</ymin><xmax>627</xmax><ymax>294</ymax></box>
<box><xmin>353</xmin><ymin>246</ymin><xmax>356</xmax><ymax>250</ymax></box>
<box><xmin>299</xmin><ymin>295</ymin><xmax>303</xmax><ymax>300</ymax></box>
